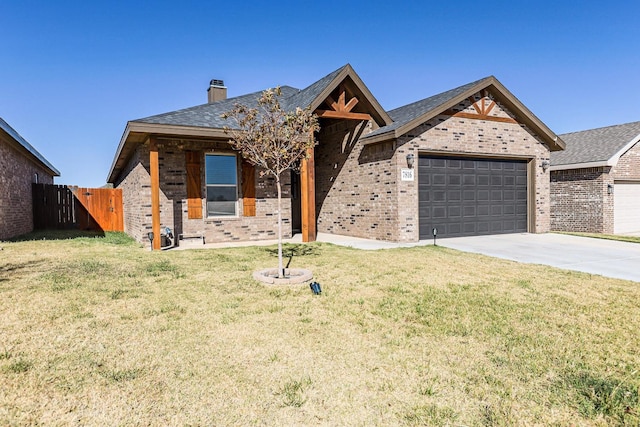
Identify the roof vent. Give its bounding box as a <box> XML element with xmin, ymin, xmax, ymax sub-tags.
<box><xmin>208</xmin><ymin>79</ymin><xmax>227</xmax><ymax>103</ymax></box>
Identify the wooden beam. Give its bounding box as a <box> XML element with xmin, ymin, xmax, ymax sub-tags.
<box><xmin>344</xmin><ymin>96</ymin><xmax>359</xmax><ymax>112</ymax></box>
<box><xmin>443</xmin><ymin>110</ymin><xmax>518</xmax><ymax>124</ymax></box>
<box><xmin>316</xmin><ymin>110</ymin><xmax>372</xmax><ymax>121</ymax></box>
<box><xmin>300</xmin><ymin>147</ymin><xmax>316</xmax><ymax>242</ymax></box>
<box><xmin>469</xmin><ymin>97</ymin><xmax>482</xmax><ymax>114</ymax></box>
<box><xmin>485</xmin><ymin>100</ymin><xmax>496</xmax><ymax>116</ymax></box>
<box><xmin>149</xmin><ymin>136</ymin><xmax>161</xmax><ymax>250</ymax></box>
<box><xmin>325</xmin><ymin>95</ymin><xmax>338</xmax><ymax>110</ymax></box>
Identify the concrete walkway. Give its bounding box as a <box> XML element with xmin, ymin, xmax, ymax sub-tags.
<box><xmin>174</xmin><ymin>232</ymin><xmax>640</xmax><ymax>283</ymax></box>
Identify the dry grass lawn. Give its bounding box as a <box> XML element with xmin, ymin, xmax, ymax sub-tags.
<box><xmin>0</xmin><ymin>231</ymin><xmax>638</xmax><ymax>426</ymax></box>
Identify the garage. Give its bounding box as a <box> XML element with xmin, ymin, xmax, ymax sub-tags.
<box><xmin>614</xmin><ymin>182</ymin><xmax>640</xmax><ymax>234</ymax></box>
<box><xmin>419</xmin><ymin>156</ymin><xmax>528</xmax><ymax>239</ymax></box>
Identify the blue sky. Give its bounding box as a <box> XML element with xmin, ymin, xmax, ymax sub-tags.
<box><xmin>2</xmin><ymin>0</ymin><xmax>639</xmax><ymax>187</ymax></box>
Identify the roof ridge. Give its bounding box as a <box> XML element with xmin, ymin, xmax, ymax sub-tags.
<box><xmin>388</xmin><ymin>76</ymin><xmax>493</xmax><ymax>115</ymax></box>
<box><xmin>0</xmin><ymin>117</ymin><xmax>60</xmax><ymax>176</ymax></box>
<box><xmin>559</xmin><ymin>120</ymin><xmax>640</xmax><ymax>137</ymax></box>
<box><xmin>133</xmin><ymin>86</ymin><xmax>301</xmax><ymax>122</ymax></box>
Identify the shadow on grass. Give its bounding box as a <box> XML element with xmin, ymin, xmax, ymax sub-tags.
<box><xmin>8</xmin><ymin>229</ymin><xmax>105</xmax><ymax>242</ymax></box>
<box><xmin>0</xmin><ymin>260</ymin><xmax>46</xmax><ymax>282</ymax></box>
<box><xmin>263</xmin><ymin>244</ymin><xmax>321</xmax><ymax>268</ymax></box>
<box><xmin>7</xmin><ymin>230</ymin><xmax>135</xmax><ymax>246</ymax></box>
<box><xmin>562</xmin><ymin>369</ymin><xmax>639</xmax><ymax>424</ymax></box>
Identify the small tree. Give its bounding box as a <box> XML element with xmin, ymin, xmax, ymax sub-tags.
<box><xmin>222</xmin><ymin>87</ymin><xmax>320</xmax><ymax>278</ymax></box>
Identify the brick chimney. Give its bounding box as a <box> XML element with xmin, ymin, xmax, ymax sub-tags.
<box><xmin>207</xmin><ymin>79</ymin><xmax>227</xmax><ymax>103</ymax></box>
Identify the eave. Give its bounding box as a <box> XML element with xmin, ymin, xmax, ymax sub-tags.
<box><xmin>0</xmin><ymin>129</ymin><xmax>60</xmax><ymax>176</ymax></box>
<box><xmin>551</xmin><ymin>129</ymin><xmax>640</xmax><ymax>172</ymax></box>
<box><xmin>363</xmin><ymin>76</ymin><xmax>565</xmax><ymax>152</ymax></box>
<box><xmin>107</xmin><ymin>121</ymin><xmax>230</xmax><ymax>184</ymax></box>
<box><xmin>309</xmin><ymin>64</ymin><xmax>392</xmax><ymax>127</ymax></box>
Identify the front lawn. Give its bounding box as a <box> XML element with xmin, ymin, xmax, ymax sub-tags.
<box><xmin>1</xmin><ymin>232</ymin><xmax>638</xmax><ymax>425</ymax></box>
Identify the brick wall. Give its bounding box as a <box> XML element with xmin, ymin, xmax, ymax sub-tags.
<box><xmin>0</xmin><ymin>136</ymin><xmax>55</xmax><ymax>240</ymax></box>
<box><xmin>115</xmin><ymin>138</ymin><xmax>288</xmax><ymax>245</ymax></box>
<box><xmin>315</xmin><ymin>120</ymin><xmax>399</xmax><ymax>240</ymax></box>
<box><xmin>612</xmin><ymin>140</ymin><xmax>640</xmax><ymax>180</ymax></box>
<box><xmin>115</xmin><ymin>144</ymin><xmax>150</xmax><ymax>243</ymax></box>
<box><xmin>550</xmin><ymin>167</ymin><xmax>613</xmax><ymax>233</ymax></box>
<box><xmin>316</xmin><ymin>92</ymin><xmax>552</xmax><ymax>242</ymax></box>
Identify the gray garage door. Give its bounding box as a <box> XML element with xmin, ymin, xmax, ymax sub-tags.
<box><xmin>419</xmin><ymin>156</ymin><xmax>528</xmax><ymax>239</ymax></box>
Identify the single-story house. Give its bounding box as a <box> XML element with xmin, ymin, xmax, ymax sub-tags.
<box><xmin>0</xmin><ymin>117</ymin><xmax>60</xmax><ymax>240</ymax></box>
<box><xmin>550</xmin><ymin>121</ymin><xmax>640</xmax><ymax>234</ymax></box>
<box><xmin>107</xmin><ymin>64</ymin><xmax>564</xmax><ymax>249</ymax></box>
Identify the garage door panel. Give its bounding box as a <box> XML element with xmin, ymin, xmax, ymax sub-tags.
<box><xmin>448</xmin><ymin>206</ymin><xmax>461</xmax><ymax>218</ymax></box>
<box><xmin>433</xmin><ymin>174</ymin><xmax>446</xmax><ymax>185</ymax></box>
<box><xmin>463</xmin><ymin>206</ymin><xmax>476</xmax><ymax>217</ymax></box>
<box><xmin>419</xmin><ymin>156</ymin><xmax>528</xmax><ymax>239</ymax></box>
<box><xmin>477</xmin><ymin>205</ymin><xmax>490</xmax><ymax>216</ymax></box>
<box><xmin>433</xmin><ymin>191</ymin><xmax>446</xmax><ymax>201</ymax></box>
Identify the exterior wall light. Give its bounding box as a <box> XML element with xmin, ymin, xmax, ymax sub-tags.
<box><xmin>608</xmin><ymin>184</ymin><xmax>614</xmax><ymax>195</ymax></box>
<box><xmin>541</xmin><ymin>160</ymin><xmax>550</xmax><ymax>172</ymax></box>
<box><xmin>406</xmin><ymin>153</ymin><xmax>415</xmax><ymax>169</ymax></box>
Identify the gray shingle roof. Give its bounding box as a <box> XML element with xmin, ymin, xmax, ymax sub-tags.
<box><xmin>363</xmin><ymin>77</ymin><xmax>491</xmax><ymax>139</ymax></box>
<box><xmin>551</xmin><ymin>121</ymin><xmax>640</xmax><ymax>167</ymax></box>
<box><xmin>282</xmin><ymin>65</ymin><xmax>348</xmax><ymax>112</ymax></box>
<box><xmin>133</xmin><ymin>65</ymin><xmax>352</xmax><ymax>130</ymax></box>
<box><xmin>134</xmin><ymin>86</ymin><xmax>301</xmax><ymax>129</ymax></box>
<box><xmin>0</xmin><ymin>117</ymin><xmax>60</xmax><ymax>176</ymax></box>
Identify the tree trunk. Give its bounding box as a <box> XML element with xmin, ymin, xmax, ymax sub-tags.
<box><xmin>276</xmin><ymin>176</ymin><xmax>284</xmax><ymax>278</ymax></box>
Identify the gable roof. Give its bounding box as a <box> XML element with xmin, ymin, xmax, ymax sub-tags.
<box><xmin>283</xmin><ymin>64</ymin><xmax>392</xmax><ymax>126</ymax></box>
<box><xmin>108</xmin><ymin>67</ymin><xmax>563</xmax><ymax>183</ymax></box>
<box><xmin>362</xmin><ymin>76</ymin><xmax>564</xmax><ymax>152</ymax></box>
<box><xmin>108</xmin><ymin>64</ymin><xmax>391</xmax><ymax>183</ymax></box>
<box><xmin>0</xmin><ymin>117</ymin><xmax>60</xmax><ymax>177</ymax></box>
<box><xmin>550</xmin><ymin>121</ymin><xmax>640</xmax><ymax>170</ymax></box>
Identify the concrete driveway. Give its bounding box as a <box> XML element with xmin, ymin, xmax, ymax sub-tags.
<box><xmin>436</xmin><ymin>233</ymin><xmax>640</xmax><ymax>283</ymax></box>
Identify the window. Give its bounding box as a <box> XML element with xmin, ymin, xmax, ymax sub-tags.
<box><xmin>205</xmin><ymin>154</ymin><xmax>238</xmax><ymax>217</ymax></box>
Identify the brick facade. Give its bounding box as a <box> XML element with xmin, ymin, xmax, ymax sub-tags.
<box><xmin>550</xmin><ymin>167</ymin><xmax>613</xmax><ymax>233</ymax></box>
<box><xmin>315</xmin><ymin>120</ymin><xmax>399</xmax><ymax>240</ymax></box>
<box><xmin>612</xmin><ymin>141</ymin><xmax>640</xmax><ymax>181</ymax></box>
<box><xmin>314</xmin><ymin>93</ymin><xmax>552</xmax><ymax>242</ymax></box>
<box><xmin>550</xmin><ymin>141</ymin><xmax>640</xmax><ymax>234</ymax></box>
<box><xmin>0</xmin><ymin>135</ymin><xmax>55</xmax><ymax>240</ymax></box>
<box><xmin>115</xmin><ymin>138</ymin><xmax>289</xmax><ymax>245</ymax></box>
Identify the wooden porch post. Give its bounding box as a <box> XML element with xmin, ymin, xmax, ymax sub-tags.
<box><xmin>149</xmin><ymin>136</ymin><xmax>161</xmax><ymax>250</ymax></box>
<box><xmin>300</xmin><ymin>147</ymin><xmax>316</xmax><ymax>242</ymax></box>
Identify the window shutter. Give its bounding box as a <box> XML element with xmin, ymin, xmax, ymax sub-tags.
<box><xmin>185</xmin><ymin>151</ymin><xmax>203</xmax><ymax>219</ymax></box>
<box><xmin>241</xmin><ymin>160</ymin><xmax>256</xmax><ymax>217</ymax></box>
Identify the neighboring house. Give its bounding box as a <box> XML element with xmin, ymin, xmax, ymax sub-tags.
<box><xmin>550</xmin><ymin>121</ymin><xmax>640</xmax><ymax>234</ymax></box>
<box><xmin>107</xmin><ymin>64</ymin><xmax>564</xmax><ymax>249</ymax></box>
<box><xmin>0</xmin><ymin>117</ymin><xmax>60</xmax><ymax>240</ymax></box>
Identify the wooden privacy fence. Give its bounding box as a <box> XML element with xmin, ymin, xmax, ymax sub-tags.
<box><xmin>32</xmin><ymin>184</ymin><xmax>123</xmax><ymax>232</ymax></box>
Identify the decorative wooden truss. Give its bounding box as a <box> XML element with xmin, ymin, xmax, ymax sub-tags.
<box><xmin>444</xmin><ymin>90</ymin><xmax>517</xmax><ymax>124</ymax></box>
<box><xmin>316</xmin><ymin>86</ymin><xmax>372</xmax><ymax>121</ymax></box>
